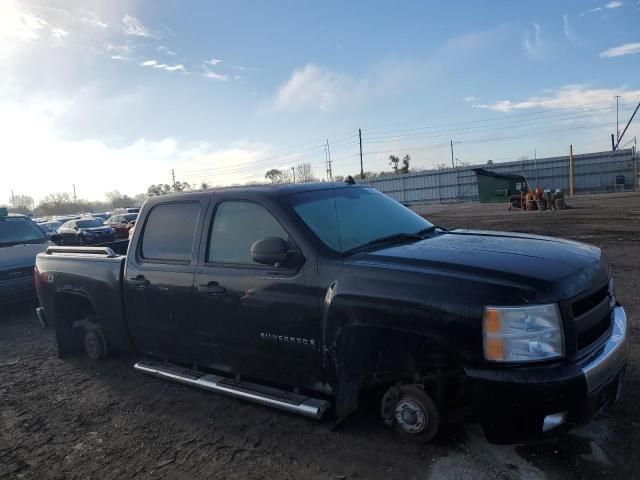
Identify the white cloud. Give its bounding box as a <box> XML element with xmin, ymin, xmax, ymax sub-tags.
<box><xmin>51</xmin><ymin>28</ymin><xmax>68</xmax><ymax>39</ymax></box>
<box><xmin>122</xmin><ymin>14</ymin><xmax>154</xmax><ymax>38</ymax></box>
<box><xmin>600</xmin><ymin>42</ymin><xmax>640</xmax><ymax>57</ymax></box>
<box><xmin>157</xmin><ymin>45</ymin><xmax>176</xmax><ymax>55</ymax></box>
<box><xmin>206</xmin><ymin>58</ymin><xmax>223</xmax><ymax>65</ymax></box>
<box><xmin>78</xmin><ymin>13</ymin><xmax>108</xmax><ymax>29</ymax></box>
<box><xmin>163</xmin><ymin>64</ymin><xmax>185</xmax><ymax>72</ymax></box>
<box><xmin>107</xmin><ymin>43</ymin><xmax>133</xmax><ymax>54</ymax></box>
<box><xmin>563</xmin><ymin>14</ymin><xmax>578</xmax><ymax>43</ymax></box>
<box><xmin>0</xmin><ymin>93</ymin><xmax>272</xmax><ymax>201</ymax></box>
<box><xmin>142</xmin><ymin>61</ymin><xmax>186</xmax><ymax>72</ymax></box>
<box><xmin>523</xmin><ymin>22</ymin><xmax>543</xmax><ymax>60</ymax></box>
<box><xmin>0</xmin><ymin>0</ymin><xmax>48</xmax><ymax>57</ymax></box>
<box><xmin>270</xmin><ymin>64</ymin><xmax>364</xmax><ymax>112</ymax></box>
<box><xmin>203</xmin><ymin>71</ymin><xmax>229</xmax><ymax>81</ymax></box>
<box><xmin>582</xmin><ymin>1</ymin><xmax>623</xmax><ymax>14</ymax></box>
<box><xmin>464</xmin><ymin>96</ymin><xmax>478</xmax><ymax>103</ymax></box>
<box><xmin>580</xmin><ymin>7</ymin><xmax>602</xmax><ymax>15</ymax></box>
<box><xmin>111</xmin><ymin>55</ymin><xmax>127</xmax><ymax>61</ymax></box>
<box><xmin>474</xmin><ymin>85</ymin><xmax>640</xmax><ymax>112</ymax></box>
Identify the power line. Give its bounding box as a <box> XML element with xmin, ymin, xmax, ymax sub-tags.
<box><xmin>361</xmin><ymin>106</ymin><xmax>634</xmax><ymax>144</ymax></box>
<box><xmin>362</xmin><ymin>98</ymin><xmax>640</xmax><ymax>136</ymax></box>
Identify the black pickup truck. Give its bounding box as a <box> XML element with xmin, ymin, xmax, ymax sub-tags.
<box><xmin>34</xmin><ymin>182</ymin><xmax>628</xmax><ymax>443</ymax></box>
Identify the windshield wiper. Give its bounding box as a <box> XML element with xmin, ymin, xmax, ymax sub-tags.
<box><xmin>345</xmin><ymin>232</ymin><xmax>425</xmax><ymax>255</ymax></box>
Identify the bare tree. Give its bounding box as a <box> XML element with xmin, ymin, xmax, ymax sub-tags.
<box><xmin>295</xmin><ymin>162</ymin><xmax>316</xmax><ymax>183</ymax></box>
<box><xmin>8</xmin><ymin>193</ymin><xmax>34</xmax><ymax>214</ymax></box>
<box><xmin>105</xmin><ymin>190</ymin><xmax>136</xmax><ymax>208</ymax></box>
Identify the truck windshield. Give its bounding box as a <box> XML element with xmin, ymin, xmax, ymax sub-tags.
<box><xmin>285</xmin><ymin>187</ymin><xmax>434</xmax><ymax>253</ymax></box>
<box><xmin>0</xmin><ymin>218</ymin><xmax>48</xmax><ymax>247</ymax></box>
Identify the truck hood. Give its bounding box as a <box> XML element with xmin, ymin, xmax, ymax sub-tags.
<box><xmin>354</xmin><ymin>229</ymin><xmax>607</xmax><ymax>297</ymax></box>
<box><xmin>0</xmin><ymin>242</ymin><xmax>51</xmax><ymax>270</ymax></box>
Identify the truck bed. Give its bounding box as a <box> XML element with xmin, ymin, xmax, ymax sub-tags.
<box><xmin>35</xmin><ymin>246</ymin><xmax>133</xmax><ymax>355</ymax></box>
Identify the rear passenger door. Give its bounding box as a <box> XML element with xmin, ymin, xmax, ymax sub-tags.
<box><xmin>124</xmin><ymin>200</ymin><xmax>207</xmax><ymax>363</ymax></box>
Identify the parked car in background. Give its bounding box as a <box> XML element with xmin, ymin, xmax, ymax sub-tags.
<box><xmin>104</xmin><ymin>213</ymin><xmax>137</xmax><ymax>238</ymax></box>
<box><xmin>53</xmin><ymin>215</ymin><xmax>80</xmax><ymax>224</ymax></box>
<box><xmin>0</xmin><ymin>208</ymin><xmax>52</xmax><ymax>304</ymax></box>
<box><xmin>113</xmin><ymin>207</ymin><xmax>140</xmax><ymax>214</ymax></box>
<box><xmin>91</xmin><ymin>212</ymin><xmax>111</xmax><ymax>221</ymax></box>
<box><xmin>36</xmin><ymin>220</ymin><xmax>62</xmax><ymax>238</ymax></box>
<box><xmin>55</xmin><ymin>218</ymin><xmax>115</xmax><ymax>245</ymax></box>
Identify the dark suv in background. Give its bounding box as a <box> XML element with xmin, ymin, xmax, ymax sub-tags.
<box><xmin>0</xmin><ymin>208</ymin><xmax>52</xmax><ymax>304</ymax></box>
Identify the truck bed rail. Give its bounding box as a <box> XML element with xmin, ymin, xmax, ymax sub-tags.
<box><xmin>45</xmin><ymin>246</ymin><xmax>118</xmax><ymax>258</ymax></box>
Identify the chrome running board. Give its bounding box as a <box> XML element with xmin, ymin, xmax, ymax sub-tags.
<box><xmin>134</xmin><ymin>360</ymin><xmax>330</xmax><ymax>419</ymax></box>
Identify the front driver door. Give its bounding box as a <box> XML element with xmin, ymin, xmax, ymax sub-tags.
<box><xmin>194</xmin><ymin>196</ymin><xmax>323</xmax><ymax>390</ymax></box>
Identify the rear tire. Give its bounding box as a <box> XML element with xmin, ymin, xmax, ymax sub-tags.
<box><xmin>382</xmin><ymin>385</ymin><xmax>440</xmax><ymax>443</ymax></box>
<box><xmin>83</xmin><ymin>326</ymin><xmax>107</xmax><ymax>360</ymax></box>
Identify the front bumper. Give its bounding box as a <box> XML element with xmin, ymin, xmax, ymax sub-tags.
<box><xmin>466</xmin><ymin>305</ymin><xmax>628</xmax><ymax>444</ymax></box>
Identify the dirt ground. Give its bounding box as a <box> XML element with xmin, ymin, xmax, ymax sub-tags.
<box><xmin>1</xmin><ymin>192</ymin><xmax>639</xmax><ymax>480</ymax></box>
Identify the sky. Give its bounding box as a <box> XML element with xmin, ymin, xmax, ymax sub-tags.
<box><xmin>1</xmin><ymin>0</ymin><xmax>639</xmax><ymax>203</ymax></box>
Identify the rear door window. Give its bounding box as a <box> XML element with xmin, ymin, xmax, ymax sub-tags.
<box><xmin>140</xmin><ymin>202</ymin><xmax>200</xmax><ymax>263</ymax></box>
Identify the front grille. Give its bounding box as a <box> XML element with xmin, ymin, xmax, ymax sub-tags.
<box><xmin>571</xmin><ymin>283</ymin><xmax>612</xmax><ymax>354</ymax></box>
<box><xmin>576</xmin><ymin>311</ymin><xmax>611</xmax><ymax>350</ymax></box>
<box><xmin>572</xmin><ymin>285</ymin><xmax>608</xmax><ymax>317</ymax></box>
<box><xmin>0</xmin><ymin>266</ymin><xmax>34</xmax><ymax>283</ymax></box>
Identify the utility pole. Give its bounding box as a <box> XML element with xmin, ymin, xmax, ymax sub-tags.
<box><xmin>325</xmin><ymin>139</ymin><xmax>332</xmax><ymax>181</ymax></box>
<box><xmin>569</xmin><ymin>145</ymin><xmax>574</xmax><ymax>196</ymax></box>
<box><xmin>73</xmin><ymin>184</ymin><xmax>77</xmax><ymax>203</ymax></box>
<box><xmin>615</xmin><ymin>95</ymin><xmax>621</xmax><ymax>141</ymax></box>
<box><xmin>450</xmin><ymin>140</ymin><xmax>455</xmax><ymax>169</ymax></box>
<box><xmin>359</xmin><ymin>128</ymin><xmax>364</xmax><ymax>179</ymax></box>
<box><xmin>171</xmin><ymin>169</ymin><xmax>176</xmax><ymax>185</ymax></box>
<box><xmin>534</xmin><ymin>148</ymin><xmax>538</xmax><ymax>186</ymax></box>
<box><xmin>291</xmin><ymin>166</ymin><xmax>296</xmax><ymax>183</ymax></box>
<box><xmin>614</xmin><ymin>101</ymin><xmax>640</xmax><ymax>151</ymax></box>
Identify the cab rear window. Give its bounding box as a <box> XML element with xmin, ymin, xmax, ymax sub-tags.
<box><xmin>140</xmin><ymin>202</ymin><xmax>200</xmax><ymax>263</ymax></box>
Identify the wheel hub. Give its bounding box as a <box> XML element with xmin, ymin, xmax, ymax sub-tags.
<box><xmin>394</xmin><ymin>399</ymin><xmax>427</xmax><ymax>434</ymax></box>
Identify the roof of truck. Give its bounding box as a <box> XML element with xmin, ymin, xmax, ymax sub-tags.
<box><xmin>144</xmin><ymin>181</ymin><xmax>361</xmax><ymax>205</ymax></box>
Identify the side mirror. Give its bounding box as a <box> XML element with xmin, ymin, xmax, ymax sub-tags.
<box><xmin>251</xmin><ymin>237</ymin><xmax>288</xmax><ymax>266</ymax></box>
<box><xmin>74</xmin><ymin>226</ymin><xmax>79</xmax><ymax>231</ymax></box>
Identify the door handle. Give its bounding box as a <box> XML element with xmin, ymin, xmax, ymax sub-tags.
<box><xmin>129</xmin><ymin>275</ymin><xmax>150</xmax><ymax>288</ymax></box>
<box><xmin>198</xmin><ymin>282</ymin><xmax>226</xmax><ymax>296</ymax></box>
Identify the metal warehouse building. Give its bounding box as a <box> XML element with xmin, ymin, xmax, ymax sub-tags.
<box><xmin>361</xmin><ymin>148</ymin><xmax>637</xmax><ymax>205</ymax></box>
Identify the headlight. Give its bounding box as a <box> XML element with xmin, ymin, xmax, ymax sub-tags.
<box><xmin>483</xmin><ymin>304</ymin><xmax>564</xmax><ymax>362</ymax></box>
